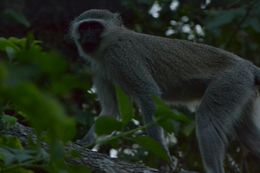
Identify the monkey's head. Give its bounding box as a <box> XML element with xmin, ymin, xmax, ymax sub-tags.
<box><xmin>70</xmin><ymin>9</ymin><xmax>123</xmax><ymax>57</ymax></box>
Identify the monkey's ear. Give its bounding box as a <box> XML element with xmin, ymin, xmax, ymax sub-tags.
<box><xmin>78</xmin><ymin>21</ymin><xmax>104</xmax><ymax>53</ymax></box>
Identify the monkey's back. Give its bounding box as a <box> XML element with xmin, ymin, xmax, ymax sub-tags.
<box><xmin>100</xmin><ymin>29</ymin><xmax>249</xmax><ymax>101</ymax></box>
<box><xmin>137</xmin><ymin>33</ymin><xmax>244</xmax><ymax>100</ymax></box>
<box><xmin>135</xmin><ymin>31</ymin><xmax>243</xmax><ymax>75</ymax></box>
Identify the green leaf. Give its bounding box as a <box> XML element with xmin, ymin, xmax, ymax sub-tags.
<box><xmin>25</xmin><ymin>33</ymin><xmax>41</xmax><ymax>50</ymax></box>
<box><xmin>66</xmin><ymin>165</ymin><xmax>91</xmax><ymax>173</ymax></box>
<box><xmin>0</xmin><ymin>147</ymin><xmax>16</xmax><ymax>166</ymax></box>
<box><xmin>154</xmin><ymin>97</ymin><xmax>191</xmax><ymax>123</ymax></box>
<box><xmin>2</xmin><ymin>9</ymin><xmax>31</xmax><ymax>28</ymax></box>
<box><xmin>50</xmin><ymin>74</ymin><xmax>89</xmax><ymax>95</ymax></box>
<box><xmin>0</xmin><ymin>63</ymin><xmax>8</xmax><ymax>83</ymax></box>
<box><xmin>95</xmin><ymin>116</ymin><xmax>123</xmax><ymax>135</ymax></box>
<box><xmin>0</xmin><ymin>114</ymin><xmax>17</xmax><ymax>128</ymax></box>
<box><xmin>0</xmin><ymin>136</ymin><xmax>23</xmax><ymax>149</ymax></box>
<box><xmin>0</xmin><ymin>37</ymin><xmax>20</xmax><ymax>52</ymax></box>
<box><xmin>182</xmin><ymin>122</ymin><xmax>195</xmax><ymax>137</ymax></box>
<box><xmin>134</xmin><ymin>136</ymin><xmax>169</xmax><ymax>161</ymax></box>
<box><xmin>116</xmin><ymin>87</ymin><xmax>134</xmax><ymax>125</ymax></box>
<box><xmin>16</xmin><ymin>50</ymin><xmax>68</xmax><ymax>77</ymax></box>
<box><xmin>0</xmin><ymin>37</ymin><xmax>40</xmax><ymax>55</ymax></box>
<box><xmin>5</xmin><ymin>46</ymin><xmax>16</xmax><ymax>60</ymax></box>
<box><xmin>9</xmin><ymin>83</ymin><xmax>75</xmax><ymax>142</ymax></box>
<box><xmin>3</xmin><ymin>167</ymin><xmax>33</xmax><ymax>173</ymax></box>
<box><xmin>0</xmin><ymin>147</ymin><xmax>48</xmax><ymax>167</ymax></box>
<box><xmin>2</xmin><ymin>168</ymin><xmax>33</xmax><ymax>173</ymax></box>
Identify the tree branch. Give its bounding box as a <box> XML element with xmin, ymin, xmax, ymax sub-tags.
<box><xmin>1</xmin><ymin>123</ymin><xmax>158</xmax><ymax>173</ymax></box>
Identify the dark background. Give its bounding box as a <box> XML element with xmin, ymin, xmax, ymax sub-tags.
<box><xmin>0</xmin><ymin>0</ymin><xmax>260</xmax><ymax>172</ymax></box>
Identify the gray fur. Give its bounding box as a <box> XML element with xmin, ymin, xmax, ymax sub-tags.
<box><xmin>70</xmin><ymin>9</ymin><xmax>260</xmax><ymax>173</ymax></box>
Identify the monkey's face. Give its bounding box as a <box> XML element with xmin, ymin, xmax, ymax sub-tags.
<box><xmin>76</xmin><ymin>20</ymin><xmax>104</xmax><ymax>54</ymax></box>
<box><xmin>70</xmin><ymin>9</ymin><xmax>123</xmax><ymax>57</ymax></box>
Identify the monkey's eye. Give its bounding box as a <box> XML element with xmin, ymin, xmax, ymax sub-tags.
<box><xmin>78</xmin><ymin>21</ymin><xmax>104</xmax><ymax>37</ymax></box>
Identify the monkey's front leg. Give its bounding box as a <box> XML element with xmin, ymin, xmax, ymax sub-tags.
<box><xmin>138</xmin><ymin>97</ymin><xmax>168</xmax><ymax>150</ymax></box>
<box><xmin>81</xmin><ymin>75</ymin><xmax>120</xmax><ymax>145</ymax></box>
<box><xmin>138</xmin><ymin>96</ymin><xmax>175</xmax><ymax>169</ymax></box>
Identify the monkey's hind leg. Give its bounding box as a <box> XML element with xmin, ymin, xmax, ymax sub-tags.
<box><xmin>236</xmin><ymin>93</ymin><xmax>260</xmax><ymax>158</ymax></box>
<box><xmin>196</xmin><ymin>67</ymin><xmax>255</xmax><ymax>173</ymax></box>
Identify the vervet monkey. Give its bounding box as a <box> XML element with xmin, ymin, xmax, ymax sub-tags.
<box><xmin>70</xmin><ymin>9</ymin><xmax>260</xmax><ymax>173</ymax></box>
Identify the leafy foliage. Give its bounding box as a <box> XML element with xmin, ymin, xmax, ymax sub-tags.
<box><xmin>0</xmin><ymin>36</ymin><xmax>89</xmax><ymax>172</ymax></box>
<box><xmin>0</xmin><ymin>0</ymin><xmax>260</xmax><ymax>172</ymax></box>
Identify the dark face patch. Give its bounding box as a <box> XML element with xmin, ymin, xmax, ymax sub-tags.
<box><xmin>78</xmin><ymin>21</ymin><xmax>104</xmax><ymax>53</ymax></box>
